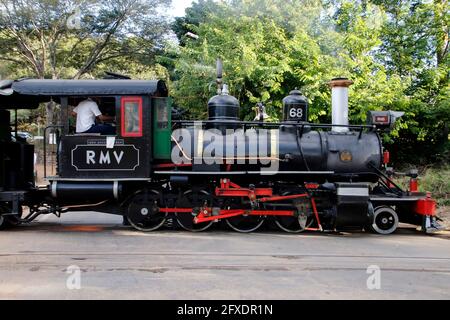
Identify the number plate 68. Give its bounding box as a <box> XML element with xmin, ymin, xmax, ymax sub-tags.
<box><xmin>289</xmin><ymin>108</ymin><xmax>304</xmax><ymax>119</ymax></box>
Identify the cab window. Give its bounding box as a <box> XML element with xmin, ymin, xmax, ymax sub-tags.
<box><xmin>121</xmin><ymin>97</ymin><xmax>142</xmax><ymax>137</ymax></box>
<box><xmin>156</xmin><ymin>101</ymin><xmax>169</xmax><ymax>129</ymax></box>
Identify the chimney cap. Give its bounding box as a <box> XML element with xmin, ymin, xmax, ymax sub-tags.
<box><xmin>329</xmin><ymin>78</ymin><xmax>353</xmax><ymax>88</ymax></box>
<box><xmin>289</xmin><ymin>88</ymin><xmax>303</xmax><ymax>96</ymax></box>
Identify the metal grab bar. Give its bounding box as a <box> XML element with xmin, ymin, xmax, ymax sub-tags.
<box><xmin>43</xmin><ymin>125</ymin><xmax>63</xmax><ymax>179</ymax></box>
<box><xmin>172</xmin><ymin>120</ymin><xmax>376</xmax><ymax>131</ymax></box>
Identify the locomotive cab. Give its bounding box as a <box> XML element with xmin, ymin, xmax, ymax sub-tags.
<box><xmin>0</xmin><ymin>79</ymin><xmax>170</xmax><ymax>211</ymax></box>
<box><xmin>6</xmin><ymin>79</ymin><xmax>172</xmax><ymax>181</ymax></box>
<box><xmin>59</xmin><ymin>95</ymin><xmax>152</xmax><ymax>180</ymax></box>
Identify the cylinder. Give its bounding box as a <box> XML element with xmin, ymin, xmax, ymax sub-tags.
<box><xmin>170</xmin><ymin>175</ymin><xmax>189</xmax><ymax>185</ymax></box>
<box><xmin>329</xmin><ymin>78</ymin><xmax>353</xmax><ymax>133</ymax></box>
<box><xmin>51</xmin><ymin>181</ymin><xmax>121</xmax><ymax>201</ymax></box>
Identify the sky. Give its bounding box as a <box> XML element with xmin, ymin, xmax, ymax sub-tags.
<box><xmin>169</xmin><ymin>0</ymin><xmax>195</xmax><ymax>17</ymax></box>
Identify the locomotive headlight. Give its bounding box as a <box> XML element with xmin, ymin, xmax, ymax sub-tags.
<box><xmin>367</xmin><ymin>111</ymin><xmax>404</xmax><ymax>131</ymax></box>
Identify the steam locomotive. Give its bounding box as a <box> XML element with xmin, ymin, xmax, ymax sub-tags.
<box><xmin>0</xmin><ymin>66</ymin><xmax>442</xmax><ymax>234</ymax></box>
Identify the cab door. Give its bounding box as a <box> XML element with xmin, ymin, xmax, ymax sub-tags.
<box><xmin>118</xmin><ymin>95</ymin><xmax>151</xmax><ymax>178</ymax></box>
<box><xmin>152</xmin><ymin>97</ymin><xmax>171</xmax><ymax>160</ymax></box>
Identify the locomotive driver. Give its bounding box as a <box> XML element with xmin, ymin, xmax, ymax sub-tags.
<box><xmin>72</xmin><ymin>97</ymin><xmax>115</xmax><ymax>135</ymax></box>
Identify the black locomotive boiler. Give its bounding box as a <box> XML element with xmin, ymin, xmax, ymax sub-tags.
<box><xmin>0</xmin><ymin>71</ymin><xmax>442</xmax><ymax>235</ymax></box>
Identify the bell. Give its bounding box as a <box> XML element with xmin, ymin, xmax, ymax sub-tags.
<box><xmin>253</xmin><ymin>102</ymin><xmax>269</xmax><ymax>122</ymax></box>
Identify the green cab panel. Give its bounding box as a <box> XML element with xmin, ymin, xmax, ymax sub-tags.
<box><xmin>152</xmin><ymin>97</ymin><xmax>172</xmax><ymax>160</ymax></box>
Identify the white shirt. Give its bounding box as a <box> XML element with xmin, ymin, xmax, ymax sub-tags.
<box><xmin>73</xmin><ymin>99</ymin><xmax>102</xmax><ymax>133</ymax></box>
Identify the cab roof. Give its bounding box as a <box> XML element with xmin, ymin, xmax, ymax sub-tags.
<box><xmin>0</xmin><ymin>79</ymin><xmax>168</xmax><ymax>109</ymax></box>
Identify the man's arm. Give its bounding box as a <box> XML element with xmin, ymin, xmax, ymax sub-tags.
<box><xmin>97</xmin><ymin>114</ymin><xmax>114</xmax><ymax>122</ymax></box>
<box><xmin>71</xmin><ymin>107</ymin><xmax>78</xmax><ymax>117</ymax></box>
<box><xmin>91</xmin><ymin>101</ymin><xmax>114</xmax><ymax>123</ymax></box>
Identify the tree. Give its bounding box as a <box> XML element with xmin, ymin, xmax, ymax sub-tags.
<box><xmin>172</xmin><ymin>15</ymin><xmax>297</xmax><ymax>119</ymax></box>
<box><xmin>172</xmin><ymin>0</ymin><xmax>224</xmax><ymax>45</ymax></box>
<box><xmin>367</xmin><ymin>0</ymin><xmax>450</xmax><ymax>163</ymax></box>
<box><xmin>171</xmin><ymin>0</ymin><xmax>449</xmax><ymax>165</ymax></box>
<box><xmin>172</xmin><ymin>1</ymin><xmax>406</xmax><ymax>121</ymax></box>
<box><xmin>0</xmin><ymin>0</ymin><xmax>171</xmax><ymax>79</ymax></box>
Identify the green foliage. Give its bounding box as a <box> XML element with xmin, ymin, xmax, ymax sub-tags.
<box><xmin>421</xmin><ymin>166</ymin><xmax>450</xmax><ymax>205</ymax></box>
<box><xmin>396</xmin><ymin>165</ymin><xmax>450</xmax><ymax>205</ymax></box>
<box><xmin>171</xmin><ymin>0</ymin><xmax>449</xmax><ymax>165</ymax></box>
<box><xmin>172</xmin><ymin>1</ymin><xmax>393</xmax><ymax>119</ymax></box>
<box><xmin>172</xmin><ymin>0</ymin><xmax>224</xmax><ymax>45</ymax></box>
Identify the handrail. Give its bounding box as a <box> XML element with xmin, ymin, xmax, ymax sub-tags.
<box><xmin>172</xmin><ymin>120</ymin><xmax>376</xmax><ymax>131</ymax></box>
<box><xmin>43</xmin><ymin>125</ymin><xmax>63</xmax><ymax>179</ymax></box>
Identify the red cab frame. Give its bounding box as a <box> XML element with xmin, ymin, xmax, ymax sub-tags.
<box><xmin>121</xmin><ymin>96</ymin><xmax>143</xmax><ymax>137</ymax></box>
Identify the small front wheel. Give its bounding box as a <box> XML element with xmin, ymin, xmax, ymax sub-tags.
<box><xmin>370</xmin><ymin>206</ymin><xmax>399</xmax><ymax>235</ymax></box>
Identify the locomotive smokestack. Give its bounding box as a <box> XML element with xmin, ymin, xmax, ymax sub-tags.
<box><xmin>216</xmin><ymin>59</ymin><xmax>223</xmax><ymax>95</ymax></box>
<box><xmin>329</xmin><ymin>78</ymin><xmax>353</xmax><ymax>133</ymax></box>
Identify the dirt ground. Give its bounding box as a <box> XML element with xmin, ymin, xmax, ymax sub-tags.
<box><xmin>437</xmin><ymin>206</ymin><xmax>450</xmax><ymax>230</ymax></box>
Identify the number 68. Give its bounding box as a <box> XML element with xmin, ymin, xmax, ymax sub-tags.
<box><xmin>289</xmin><ymin>108</ymin><xmax>303</xmax><ymax>118</ymax></box>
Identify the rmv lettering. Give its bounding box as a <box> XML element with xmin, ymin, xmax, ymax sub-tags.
<box><xmin>86</xmin><ymin>150</ymin><xmax>124</xmax><ymax>165</ymax></box>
